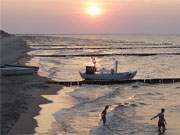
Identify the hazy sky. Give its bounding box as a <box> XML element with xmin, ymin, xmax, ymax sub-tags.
<box><xmin>1</xmin><ymin>0</ymin><xmax>180</xmax><ymax>34</ymax></box>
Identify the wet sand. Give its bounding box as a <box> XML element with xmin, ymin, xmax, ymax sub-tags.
<box><xmin>34</xmin><ymin>87</ymin><xmax>77</xmax><ymax>134</ymax></box>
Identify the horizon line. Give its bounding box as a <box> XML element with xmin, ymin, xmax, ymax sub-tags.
<box><xmin>13</xmin><ymin>33</ymin><xmax>180</xmax><ymax>36</ymax></box>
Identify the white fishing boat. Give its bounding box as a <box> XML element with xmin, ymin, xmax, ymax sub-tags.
<box><xmin>0</xmin><ymin>64</ymin><xmax>39</xmax><ymax>76</ymax></box>
<box><xmin>79</xmin><ymin>58</ymin><xmax>137</xmax><ymax>81</ymax></box>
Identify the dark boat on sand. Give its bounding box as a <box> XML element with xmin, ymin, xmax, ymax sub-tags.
<box><xmin>0</xmin><ymin>64</ymin><xmax>39</xmax><ymax>76</ymax></box>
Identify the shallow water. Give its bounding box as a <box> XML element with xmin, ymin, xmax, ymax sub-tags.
<box><xmin>24</xmin><ymin>34</ymin><xmax>180</xmax><ymax>135</ymax></box>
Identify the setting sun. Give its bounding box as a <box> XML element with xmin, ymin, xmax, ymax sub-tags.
<box><xmin>86</xmin><ymin>4</ymin><xmax>102</xmax><ymax>16</ymax></box>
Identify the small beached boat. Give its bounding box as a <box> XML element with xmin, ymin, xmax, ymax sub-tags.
<box><xmin>0</xmin><ymin>64</ymin><xmax>39</xmax><ymax>76</ymax></box>
<box><xmin>79</xmin><ymin>58</ymin><xmax>137</xmax><ymax>81</ymax></box>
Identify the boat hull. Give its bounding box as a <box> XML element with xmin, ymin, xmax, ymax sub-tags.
<box><xmin>80</xmin><ymin>70</ymin><xmax>137</xmax><ymax>81</ymax></box>
<box><xmin>0</xmin><ymin>64</ymin><xmax>39</xmax><ymax>76</ymax></box>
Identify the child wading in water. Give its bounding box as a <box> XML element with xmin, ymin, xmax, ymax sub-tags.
<box><xmin>151</xmin><ymin>108</ymin><xmax>167</xmax><ymax>133</ymax></box>
<box><xmin>101</xmin><ymin>105</ymin><xmax>109</xmax><ymax>126</ymax></box>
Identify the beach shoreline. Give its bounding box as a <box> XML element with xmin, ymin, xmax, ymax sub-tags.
<box><xmin>1</xmin><ymin>34</ymin><xmax>62</xmax><ymax>135</ymax></box>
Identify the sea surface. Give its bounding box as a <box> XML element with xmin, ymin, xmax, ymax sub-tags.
<box><xmin>24</xmin><ymin>34</ymin><xmax>180</xmax><ymax>135</ymax></box>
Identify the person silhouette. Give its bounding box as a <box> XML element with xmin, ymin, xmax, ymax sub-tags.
<box><xmin>101</xmin><ymin>105</ymin><xmax>109</xmax><ymax>126</ymax></box>
<box><xmin>151</xmin><ymin>108</ymin><xmax>167</xmax><ymax>133</ymax></box>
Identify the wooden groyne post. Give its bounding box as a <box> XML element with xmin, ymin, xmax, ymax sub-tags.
<box><xmin>46</xmin><ymin>78</ymin><xmax>180</xmax><ymax>86</ymax></box>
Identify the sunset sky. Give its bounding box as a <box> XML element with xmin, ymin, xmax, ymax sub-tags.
<box><xmin>1</xmin><ymin>0</ymin><xmax>180</xmax><ymax>34</ymax></box>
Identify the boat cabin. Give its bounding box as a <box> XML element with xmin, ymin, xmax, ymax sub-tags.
<box><xmin>85</xmin><ymin>66</ymin><xmax>96</xmax><ymax>74</ymax></box>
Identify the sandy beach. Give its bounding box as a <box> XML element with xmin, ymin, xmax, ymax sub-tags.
<box><xmin>1</xmin><ymin>34</ymin><xmax>62</xmax><ymax>135</ymax></box>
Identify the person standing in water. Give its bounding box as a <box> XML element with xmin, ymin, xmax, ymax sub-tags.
<box><xmin>151</xmin><ymin>108</ymin><xmax>167</xmax><ymax>133</ymax></box>
<box><xmin>101</xmin><ymin>105</ymin><xmax>109</xmax><ymax>126</ymax></box>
